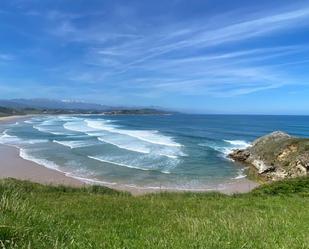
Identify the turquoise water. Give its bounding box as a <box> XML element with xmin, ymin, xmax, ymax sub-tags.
<box><xmin>1</xmin><ymin>114</ymin><xmax>309</xmax><ymax>190</ymax></box>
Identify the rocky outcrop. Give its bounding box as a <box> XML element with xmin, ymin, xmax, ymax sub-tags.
<box><xmin>229</xmin><ymin>131</ymin><xmax>309</xmax><ymax>181</ymax></box>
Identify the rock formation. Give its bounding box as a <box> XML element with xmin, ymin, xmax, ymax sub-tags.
<box><xmin>229</xmin><ymin>131</ymin><xmax>309</xmax><ymax>181</ymax></box>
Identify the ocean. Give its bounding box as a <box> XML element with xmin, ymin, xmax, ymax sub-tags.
<box><xmin>1</xmin><ymin>114</ymin><xmax>309</xmax><ymax>190</ymax></box>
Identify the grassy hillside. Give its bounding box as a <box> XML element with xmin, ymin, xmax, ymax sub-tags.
<box><xmin>1</xmin><ymin>178</ymin><xmax>308</xmax><ymax>249</ymax></box>
<box><xmin>249</xmin><ymin>135</ymin><xmax>309</xmax><ymax>171</ymax></box>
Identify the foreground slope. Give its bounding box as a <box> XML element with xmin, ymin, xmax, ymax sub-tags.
<box><xmin>0</xmin><ymin>178</ymin><xmax>308</xmax><ymax>249</ymax></box>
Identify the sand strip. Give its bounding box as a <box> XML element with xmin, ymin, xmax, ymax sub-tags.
<box><xmin>0</xmin><ymin>115</ymin><xmax>85</xmax><ymax>187</ymax></box>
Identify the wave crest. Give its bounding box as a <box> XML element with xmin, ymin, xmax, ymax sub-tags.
<box><xmin>63</xmin><ymin>119</ymin><xmax>184</xmax><ymax>158</ymax></box>
<box><xmin>199</xmin><ymin>139</ymin><xmax>250</xmax><ymax>156</ymax></box>
<box><xmin>53</xmin><ymin>139</ymin><xmax>97</xmax><ymax>149</ymax></box>
<box><xmin>88</xmin><ymin>155</ymin><xmax>171</xmax><ymax>174</ymax></box>
<box><xmin>85</xmin><ymin>120</ymin><xmax>182</xmax><ymax>147</ymax></box>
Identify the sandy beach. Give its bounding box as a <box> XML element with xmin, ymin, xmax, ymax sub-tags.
<box><xmin>0</xmin><ymin>115</ymin><xmax>28</xmax><ymax>123</ymax></box>
<box><xmin>0</xmin><ymin>115</ymin><xmax>260</xmax><ymax>195</ymax></box>
<box><xmin>0</xmin><ymin>115</ymin><xmax>86</xmax><ymax>187</ymax></box>
<box><xmin>0</xmin><ymin>144</ymin><xmax>85</xmax><ymax>187</ymax></box>
<box><xmin>0</xmin><ymin>114</ymin><xmax>40</xmax><ymax>124</ymax></box>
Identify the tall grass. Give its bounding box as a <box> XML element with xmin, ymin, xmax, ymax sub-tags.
<box><xmin>0</xmin><ymin>178</ymin><xmax>308</xmax><ymax>249</ymax></box>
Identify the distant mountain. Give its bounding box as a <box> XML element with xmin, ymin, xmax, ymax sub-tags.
<box><xmin>0</xmin><ymin>99</ymin><xmax>175</xmax><ymax>115</ymax></box>
<box><xmin>0</xmin><ymin>99</ymin><xmax>111</xmax><ymax>111</ymax></box>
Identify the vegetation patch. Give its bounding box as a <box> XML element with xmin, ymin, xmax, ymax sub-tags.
<box><xmin>0</xmin><ymin>178</ymin><xmax>308</xmax><ymax>248</ymax></box>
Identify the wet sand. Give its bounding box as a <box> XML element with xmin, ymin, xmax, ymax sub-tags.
<box><xmin>0</xmin><ymin>115</ymin><xmax>260</xmax><ymax>195</ymax></box>
<box><xmin>0</xmin><ymin>115</ymin><xmax>28</xmax><ymax>123</ymax></box>
<box><xmin>0</xmin><ymin>144</ymin><xmax>85</xmax><ymax>187</ymax></box>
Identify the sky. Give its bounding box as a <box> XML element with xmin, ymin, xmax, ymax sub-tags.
<box><xmin>0</xmin><ymin>0</ymin><xmax>309</xmax><ymax>114</ymax></box>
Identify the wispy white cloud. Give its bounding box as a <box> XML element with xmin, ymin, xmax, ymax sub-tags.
<box><xmin>2</xmin><ymin>2</ymin><xmax>309</xmax><ymax>101</ymax></box>
<box><xmin>83</xmin><ymin>7</ymin><xmax>309</xmax><ymax>71</ymax></box>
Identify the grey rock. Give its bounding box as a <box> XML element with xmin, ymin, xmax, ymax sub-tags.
<box><xmin>228</xmin><ymin>131</ymin><xmax>309</xmax><ymax>181</ymax></box>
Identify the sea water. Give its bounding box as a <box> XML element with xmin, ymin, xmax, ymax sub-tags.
<box><xmin>1</xmin><ymin>114</ymin><xmax>309</xmax><ymax>190</ymax></box>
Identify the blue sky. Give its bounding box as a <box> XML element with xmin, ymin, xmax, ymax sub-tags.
<box><xmin>1</xmin><ymin>0</ymin><xmax>309</xmax><ymax>114</ymax></box>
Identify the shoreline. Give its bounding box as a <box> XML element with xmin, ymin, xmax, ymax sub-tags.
<box><xmin>0</xmin><ymin>115</ymin><xmax>30</xmax><ymax>123</ymax></box>
<box><xmin>0</xmin><ymin>144</ymin><xmax>85</xmax><ymax>187</ymax></box>
<box><xmin>0</xmin><ymin>115</ymin><xmax>260</xmax><ymax>195</ymax></box>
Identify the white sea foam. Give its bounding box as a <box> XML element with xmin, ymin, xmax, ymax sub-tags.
<box><xmin>88</xmin><ymin>155</ymin><xmax>170</xmax><ymax>174</ymax></box>
<box><xmin>53</xmin><ymin>139</ymin><xmax>97</xmax><ymax>149</ymax></box>
<box><xmin>19</xmin><ymin>148</ymin><xmax>112</xmax><ymax>185</ymax></box>
<box><xmin>233</xmin><ymin>169</ymin><xmax>247</xmax><ymax>179</ymax></box>
<box><xmin>19</xmin><ymin>148</ymin><xmax>60</xmax><ymax>171</ymax></box>
<box><xmin>25</xmin><ymin>139</ymin><xmax>48</xmax><ymax>144</ymax></box>
<box><xmin>70</xmin><ymin>175</ymin><xmax>118</xmax><ymax>186</ymax></box>
<box><xmin>85</xmin><ymin>120</ymin><xmax>182</xmax><ymax>147</ymax></box>
<box><xmin>160</xmin><ymin>154</ymin><xmax>178</xmax><ymax>159</ymax></box>
<box><xmin>200</xmin><ymin>139</ymin><xmax>251</xmax><ymax>156</ymax></box>
<box><xmin>199</xmin><ymin>143</ymin><xmax>230</xmax><ymax>155</ymax></box>
<box><xmin>63</xmin><ymin>121</ymin><xmax>96</xmax><ymax>133</ymax></box>
<box><xmin>24</xmin><ymin>117</ymin><xmax>47</xmax><ymax>124</ymax></box>
<box><xmin>32</xmin><ymin>117</ymin><xmax>77</xmax><ymax>135</ymax></box>
<box><xmin>0</xmin><ymin>130</ymin><xmax>48</xmax><ymax>145</ymax></box>
<box><xmin>57</xmin><ymin>116</ymin><xmax>79</xmax><ymax>121</ymax></box>
<box><xmin>24</xmin><ymin>120</ymin><xmax>37</xmax><ymax>124</ymax></box>
<box><xmin>98</xmin><ymin>137</ymin><xmax>182</xmax><ymax>159</ymax></box>
<box><xmin>223</xmin><ymin>140</ymin><xmax>251</xmax><ymax>148</ymax></box>
<box><xmin>0</xmin><ymin>130</ymin><xmax>20</xmax><ymax>144</ymax></box>
<box><xmin>64</xmin><ymin>120</ymin><xmax>184</xmax><ymax>158</ymax></box>
<box><xmin>33</xmin><ymin>125</ymin><xmax>64</xmax><ymax>135</ymax></box>
<box><xmin>97</xmin><ymin>137</ymin><xmax>149</xmax><ymax>154</ymax></box>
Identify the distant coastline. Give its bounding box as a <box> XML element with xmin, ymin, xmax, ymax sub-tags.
<box><xmin>0</xmin><ymin>98</ymin><xmax>174</xmax><ymax>117</ymax></box>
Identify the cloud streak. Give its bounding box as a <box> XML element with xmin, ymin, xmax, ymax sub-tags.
<box><xmin>39</xmin><ymin>5</ymin><xmax>309</xmax><ymax>97</ymax></box>
<box><xmin>1</xmin><ymin>0</ymin><xmax>309</xmax><ymax>110</ymax></box>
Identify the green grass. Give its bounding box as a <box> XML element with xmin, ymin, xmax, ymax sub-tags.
<box><xmin>0</xmin><ymin>178</ymin><xmax>308</xmax><ymax>249</ymax></box>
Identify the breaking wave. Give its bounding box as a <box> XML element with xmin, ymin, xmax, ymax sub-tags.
<box><xmin>88</xmin><ymin>155</ymin><xmax>171</xmax><ymax>174</ymax></box>
<box><xmin>53</xmin><ymin>139</ymin><xmax>98</xmax><ymax>149</ymax></box>
<box><xmin>63</xmin><ymin>119</ymin><xmax>184</xmax><ymax>159</ymax></box>
<box><xmin>199</xmin><ymin>139</ymin><xmax>251</xmax><ymax>156</ymax></box>
<box><xmin>85</xmin><ymin>120</ymin><xmax>182</xmax><ymax>147</ymax></box>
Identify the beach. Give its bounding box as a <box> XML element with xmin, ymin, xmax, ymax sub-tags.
<box><xmin>0</xmin><ymin>115</ymin><xmax>259</xmax><ymax>195</ymax></box>
<box><xmin>0</xmin><ymin>115</ymin><xmax>83</xmax><ymax>186</ymax></box>
<box><xmin>0</xmin><ymin>144</ymin><xmax>84</xmax><ymax>187</ymax></box>
<box><xmin>0</xmin><ymin>115</ymin><xmax>29</xmax><ymax>123</ymax></box>
<box><xmin>0</xmin><ymin>144</ymin><xmax>259</xmax><ymax>195</ymax></box>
